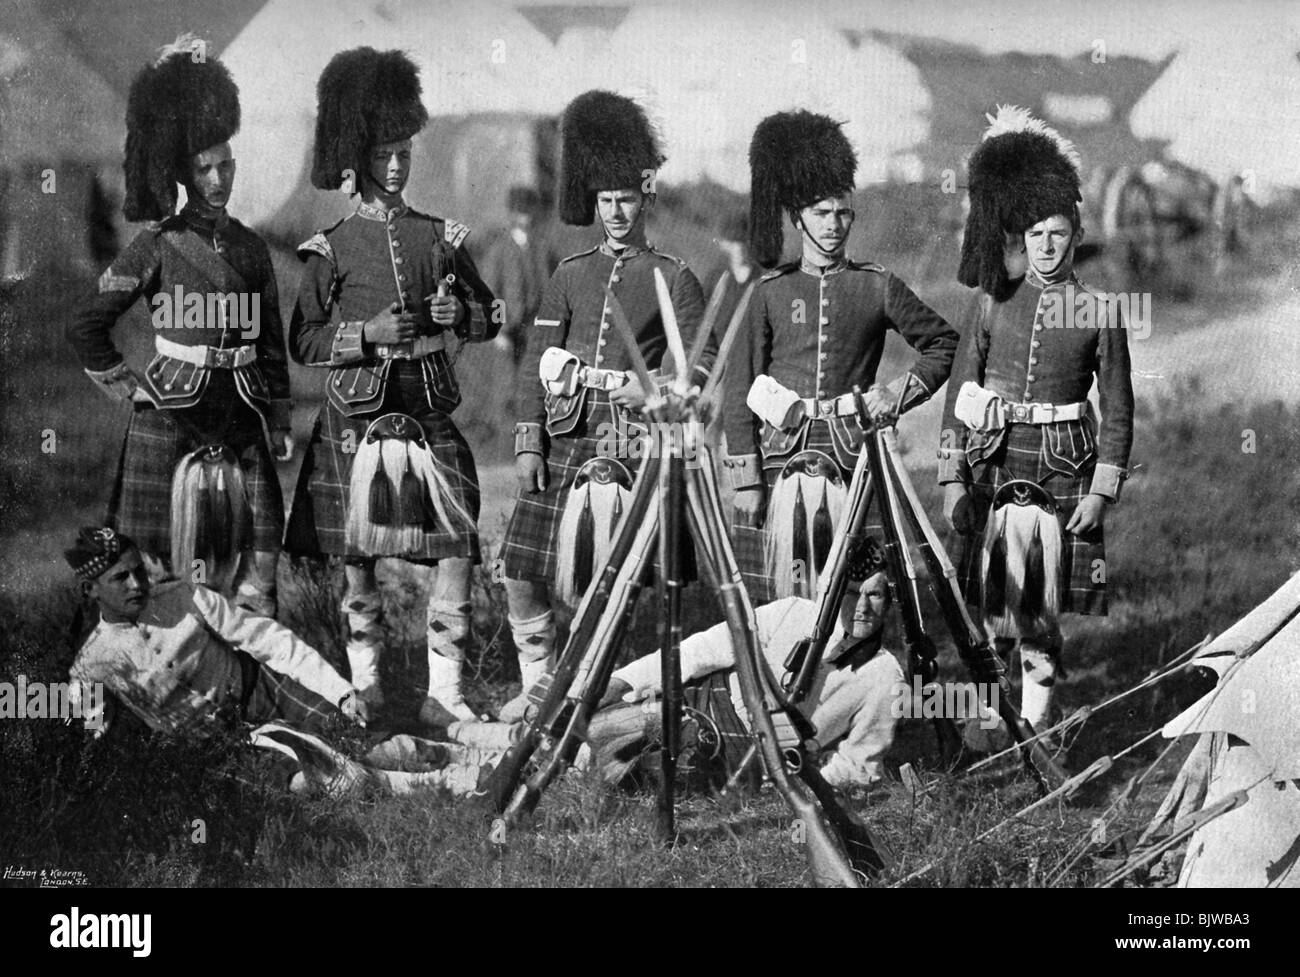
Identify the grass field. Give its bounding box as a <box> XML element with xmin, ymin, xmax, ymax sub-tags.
<box><xmin>2</xmin><ymin>214</ymin><xmax>1298</xmax><ymax>888</ymax></box>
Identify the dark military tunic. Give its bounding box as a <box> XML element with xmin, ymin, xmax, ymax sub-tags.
<box><xmin>938</xmin><ymin>272</ymin><xmax>1134</xmax><ymax>614</ymax></box>
<box><xmin>284</xmin><ymin>201</ymin><xmax>498</xmax><ymax>562</ymax></box>
<box><xmin>722</xmin><ymin>256</ymin><xmax>958</xmax><ymax>600</ymax></box>
<box><xmin>66</xmin><ymin>204</ymin><xmax>290</xmax><ymax>558</ymax></box>
<box><xmin>498</xmin><ymin>240</ymin><xmax>713</xmax><ymax>582</ymax></box>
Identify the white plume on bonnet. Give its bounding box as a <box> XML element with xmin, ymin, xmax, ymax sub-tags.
<box><xmin>982</xmin><ymin>104</ymin><xmax>1082</xmax><ymax>174</ymax></box>
<box><xmin>156</xmin><ymin>32</ymin><xmax>203</xmax><ymax>66</ymax></box>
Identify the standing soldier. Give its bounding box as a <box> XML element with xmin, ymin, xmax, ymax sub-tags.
<box><xmin>285</xmin><ymin>48</ymin><xmax>498</xmax><ymax>725</ymax></box>
<box><xmin>724</xmin><ymin>111</ymin><xmax>958</xmax><ymax>602</ymax></box>
<box><xmin>938</xmin><ymin>106</ymin><xmax>1134</xmax><ymax>733</ymax></box>
<box><xmin>66</xmin><ymin>35</ymin><xmax>291</xmax><ymax>618</ymax></box>
<box><xmin>495</xmin><ymin>90</ymin><xmax>712</xmax><ymax>722</ymax></box>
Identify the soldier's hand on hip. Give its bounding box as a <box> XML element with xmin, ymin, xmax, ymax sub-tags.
<box><xmin>428</xmin><ymin>293</ymin><xmax>463</xmax><ymax>328</ymax></box>
<box><xmin>732</xmin><ymin>485</ymin><xmax>766</xmax><ymax>528</ymax></box>
<box><xmin>516</xmin><ymin>452</ymin><xmax>548</xmax><ymax>494</ymax></box>
<box><xmin>862</xmin><ymin>383</ymin><xmax>898</xmax><ymax>425</ymax></box>
<box><xmin>363</xmin><ymin>302</ymin><xmax>418</xmax><ymax>344</ymax></box>
<box><xmin>944</xmin><ymin>483</ymin><xmax>976</xmax><ymax>534</ymax></box>
<box><xmin>1066</xmin><ymin>494</ymin><xmax>1107</xmax><ymax>535</ymax></box>
<box><xmin>609</xmin><ymin>374</ymin><xmax>648</xmax><ymax>411</ymax></box>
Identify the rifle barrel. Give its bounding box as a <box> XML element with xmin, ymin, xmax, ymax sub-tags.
<box><xmin>481</xmin><ymin>452</ymin><xmax>663</xmax><ymax>815</ymax></box>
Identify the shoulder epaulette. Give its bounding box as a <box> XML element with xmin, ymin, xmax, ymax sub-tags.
<box><xmin>759</xmin><ymin>262</ymin><xmax>798</xmax><ymax>283</ymax></box>
<box><xmin>848</xmin><ymin>260</ymin><xmax>887</xmax><ymax>274</ymax></box>
<box><xmin>557</xmin><ymin>245</ymin><xmax>600</xmax><ymax>266</ymax></box>
<box><xmin>647</xmin><ymin>245</ymin><xmax>689</xmax><ymax>268</ymax></box>
<box><xmin>296</xmin><ymin>229</ymin><xmax>337</xmax><ymax>265</ymax></box>
<box><xmin>444</xmin><ymin>217</ymin><xmax>471</xmax><ymax>249</ymax></box>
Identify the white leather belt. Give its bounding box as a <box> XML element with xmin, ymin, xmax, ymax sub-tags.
<box><xmin>801</xmin><ymin>392</ymin><xmax>858</xmax><ymax>419</ymax></box>
<box><xmin>374</xmin><ymin>334</ymin><xmax>446</xmax><ymax>360</ymax></box>
<box><xmin>1003</xmin><ymin>401</ymin><xmax>1087</xmax><ymax>424</ymax></box>
<box><xmin>578</xmin><ymin>365</ymin><xmax>627</xmax><ymax>391</ymax></box>
<box><xmin>155</xmin><ymin>335</ymin><xmax>256</xmax><ymax>368</ymax></box>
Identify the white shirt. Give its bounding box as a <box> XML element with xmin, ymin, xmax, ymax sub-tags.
<box><xmin>612</xmin><ymin>597</ymin><xmax>904</xmax><ymax>784</ymax></box>
<box><xmin>70</xmin><ymin>582</ymin><xmax>353</xmax><ymax>735</ymax></box>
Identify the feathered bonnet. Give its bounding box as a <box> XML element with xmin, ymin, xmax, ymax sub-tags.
<box><xmin>123</xmin><ymin>34</ymin><xmax>240</xmax><ymax>222</ymax></box>
<box><xmin>958</xmin><ymin>105</ymin><xmax>1082</xmax><ymax>299</ymax></box>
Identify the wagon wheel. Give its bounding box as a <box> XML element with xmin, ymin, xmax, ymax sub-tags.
<box><xmin>1102</xmin><ymin>167</ymin><xmax>1163</xmax><ymax>285</ymax></box>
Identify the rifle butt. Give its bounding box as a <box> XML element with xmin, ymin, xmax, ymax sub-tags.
<box><xmin>799</xmin><ymin>765</ymin><xmax>891</xmax><ymax>877</ymax></box>
<box><xmin>478</xmin><ymin>729</ymin><xmax>543</xmax><ymax>814</ymax></box>
<box><xmin>782</xmin><ymin>781</ymin><xmax>864</xmax><ymax>888</ymax></box>
<box><xmin>502</xmin><ymin>780</ymin><xmax>543</xmax><ymax>828</ymax></box>
<box><xmin>503</xmin><ymin>740</ymin><xmax>566</xmax><ymax>827</ymax></box>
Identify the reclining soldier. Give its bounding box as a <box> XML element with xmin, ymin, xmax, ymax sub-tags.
<box><xmin>588</xmin><ymin>537</ymin><xmax>904</xmax><ymax>789</ymax></box>
<box><xmin>64</xmin><ymin>527</ymin><xmax>495</xmax><ymax>796</ymax></box>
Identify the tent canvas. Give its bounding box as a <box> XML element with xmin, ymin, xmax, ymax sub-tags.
<box><xmin>1146</xmin><ymin>571</ymin><xmax>1300</xmax><ymax>888</ymax></box>
<box><xmin>220</xmin><ymin>0</ymin><xmax>934</xmax><ymax>240</ymax></box>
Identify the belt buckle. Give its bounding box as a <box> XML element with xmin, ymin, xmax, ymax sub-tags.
<box><xmin>388</xmin><ymin>342</ymin><xmax>414</xmax><ymax>360</ymax></box>
<box><xmin>210</xmin><ymin>347</ymin><xmax>235</xmax><ymax>369</ymax></box>
<box><xmin>1010</xmin><ymin>403</ymin><xmax>1030</xmax><ymax>423</ymax></box>
<box><xmin>819</xmin><ymin>400</ymin><xmax>834</xmax><ymax>417</ymax></box>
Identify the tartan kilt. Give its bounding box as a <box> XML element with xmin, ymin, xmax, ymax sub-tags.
<box><xmin>589</xmin><ymin>672</ymin><xmax>760</xmax><ymax>795</ymax></box>
<box><xmin>730</xmin><ymin>420</ymin><xmax>881</xmax><ymax>604</ymax></box>
<box><xmin>285</xmin><ymin>368</ymin><xmax>481</xmax><ymax>564</ymax></box>
<box><xmin>953</xmin><ymin>422</ymin><xmax>1107</xmax><ymax>616</ymax></box>
<box><xmin>106</xmin><ymin>381</ymin><xmax>283</xmax><ymax>559</ymax></box>
<box><xmin>682</xmin><ymin>670</ymin><xmax>761</xmax><ymax>792</ymax></box>
<box><xmin>499</xmin><ymin>390</ymin><xmax>641</xmax><ymax>583</ymax></box>
<box><xmin>239</xmin><ymin>655</ymin><xmax>339</xmax><ymax>738</ymax></box>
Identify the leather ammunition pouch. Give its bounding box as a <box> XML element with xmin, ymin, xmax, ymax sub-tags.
<box><xmin>954</xmin><ymin>381</ymin><xmax>1006</xmax><ymax>433</ymax></box>
<box><xmin>747</xmin><ymin>374</ymin><xmax>806</xmax><ymax>430</ymax></box>
<box><xmin>749</xmin><ymin>374</ymin><xmax>868</xmax><ymax>471</ymax></box>
<box><xmin>540</xmin><ymin>346</ymin><xmax>582</xmax><ymax>398</ymax></box>
<box><xmin>541</xmin><ymin>349</ymin><xmax>634</xmax><ymax>440</ymax></box>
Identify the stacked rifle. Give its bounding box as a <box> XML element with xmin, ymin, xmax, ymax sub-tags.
<box><xmin>475</xmin><ymin>270</ymin><xmax>1067</xmax><ymax>888</ymax></box>
<box><xmin>782</xmin><ymin>390</ymin><xmax>1068</xmax><ymax>794</ymax></box>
